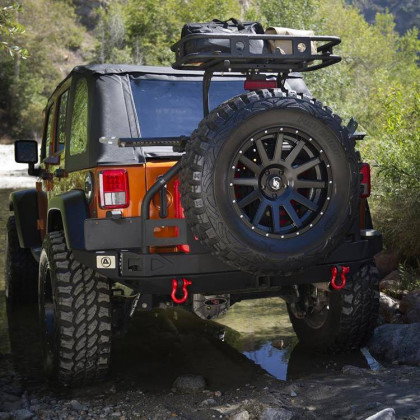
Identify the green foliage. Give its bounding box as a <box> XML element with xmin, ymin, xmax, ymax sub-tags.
<box><xmin>0</xmin><ymin>3</ymin><xmax>28</xmax><ymax>58</ymax></box>
<box><xmin>348</xmin><ymin>0</ymin><xmax>420</xmax><ymax>36</ymax></box>
<box><xmin>370</xmin><ymin>84</ymin><xmax>420</xmax><ymax>192</ymax></box>
<box><xmin>398</xmin><ymin>262</ymin><xmax>420</xmax><ymax>292</ymax></box>
<box><xmin>245</xmin><ymin>0</ymin><xmax>319</xmax><ymax>30</ymax></box>
<box><xmin>94</xmin><ymin>1</ymin><xmax>133</xmax><ymax>64</ymax></box>
<box><xmin>0</xmin><ymin>0</ymin><xmax>88</xmax><ymax>138</ymax></box>
<box><xmin>123</xmin><ymin>0</ymin><xmax>241</xmax><ymax>65</ymax></box>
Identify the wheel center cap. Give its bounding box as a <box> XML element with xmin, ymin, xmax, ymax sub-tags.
<box><xmin>268</xmin><ymin>176</ymin><xmax>282</xmax><ymax>191</ymax></box>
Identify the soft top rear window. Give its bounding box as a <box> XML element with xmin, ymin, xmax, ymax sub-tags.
<box><xmin>131</xmin><ymin>79</ymin><xmax>245</xmax><ymax>138</ymax></box>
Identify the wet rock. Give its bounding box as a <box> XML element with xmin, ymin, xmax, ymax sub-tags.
<box><xmin>199</xmin><ymin>398</ymin><xmax>216</xmax><ymax>408</ymax></box>
<box><xmin>368</xmin><ymin>323</ymin><xmax>420</xmax><ymax>365</ymax></box>
<box><xmin>70</xmin><ymin>399</ymin><xmax>88</xmax><ymax>412</ymax></box>
<box><xmin>399</xmin><ymin>289</ymin><xmax>420</xmax><ymax>323</ymax></box>
<box><xmin>374</xmin><ymin>251</ymin><xmax>399</xmax><ymax>277</ymax></box>
<box><xmin>10</xmin><ymin>409</ymin><xmax>34</xmax><ymax>420</ymax></box>
<box><xmin>172</xmin><ymin>374</ymin><xmax>206</xmax><ymax>394</ymax></box>
<box><xmin>214</xmin><ymin>403</ymin><xmax>241</xmax><ymax>415</ymax></box>
<box><xmin>379</xmin><ymin>293</ymin><xmax>403</xmax><ymax>324</ymax></box>
<box><xmin>261</xmin><ymin>407</ymin><xmax>294</xmax><ymax>420</ymax></box>
<box><xmin>230</xmin><ymin>410</ymin><xmax>250</xmax><ymax>420</ymax></box>
<box><xmin>364</xmin><ymin>408</ymin><xmax>396</xmax><ymax>420</ymax></box>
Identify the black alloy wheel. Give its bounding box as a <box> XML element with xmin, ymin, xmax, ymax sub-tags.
<box><xmin>229</xmin><ymin>126</ymin><xmax>332</xmax><ymax>238</ymax></box>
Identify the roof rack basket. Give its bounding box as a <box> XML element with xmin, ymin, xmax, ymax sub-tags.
<box><xmin>171</xmin><ymin>33</ymin><xmax>341</xmax><ymax>73</ymax></box>
<box><xmin>171</xmin><ymin>33</ymin><xmax>341</xmax><ymax>116</ymax></box>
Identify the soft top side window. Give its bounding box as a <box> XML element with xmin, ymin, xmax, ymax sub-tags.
<box><xmin>56</xmin><ymin>89</ymin><xmax>69</xmax><ymax>152</ymax></box>
<box><xmin>70</xmin><ymin>78</ymin><xmax>88</xmax><ymax>156</ymax></box>
<box><xmin>43</xmin><ymin>105</ymin><xmax>54</xmax><ymax>159</ymax></box>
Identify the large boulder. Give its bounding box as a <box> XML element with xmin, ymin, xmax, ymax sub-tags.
<box><xmin>374</xmin><ymin>250</ymin><xmax>399</xmax><ymax>278</ymax></box>
<box><xmin>399</xmin><ymin>289</ymin><xmax>420</xmax><ymax>323</ymax></box>
<box><xmin>379</xmin><ymin>293</ymin><xmax>403</xmax><ymax>324</ymax></box>
<box><xmin>368</xmin><ymin>323</ymin><xmax>420</xmax><ymax>365</ymax></box>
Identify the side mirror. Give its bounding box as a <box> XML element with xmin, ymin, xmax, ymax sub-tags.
<box><xmin>14</xmin><ymin>140</ymin><xmax>38</xmax><ymax>164</ymax></box>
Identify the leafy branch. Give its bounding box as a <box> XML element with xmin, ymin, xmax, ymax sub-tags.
<box><xmin>0</xmin><ymin>4</ymin><xmax>28</xmax><ymax>58</ymax></box>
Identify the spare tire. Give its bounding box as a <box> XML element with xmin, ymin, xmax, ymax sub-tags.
<box><xmin>180</xmin><ymin>90</ymin><xmax>359</xmax><ymax>274</ymax></box>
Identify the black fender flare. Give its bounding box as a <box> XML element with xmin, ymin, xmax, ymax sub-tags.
<box><xmin>48</xmin><ymin>190</ymin><xmax>89</xmax><ymax>250</ymax></box>
<box><xmin>9</xmin><ymin>189</ymin><xmax>42</xmax><ymax>248</ymax></box>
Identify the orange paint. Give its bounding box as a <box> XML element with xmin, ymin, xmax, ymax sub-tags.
<box><xmin>92</xmin><ymin>161</ymin><xmax>180</xmax><ymax>252</ymax></box>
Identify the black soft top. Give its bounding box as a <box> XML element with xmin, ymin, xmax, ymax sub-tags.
<box><xmin>54</xmin><ymin>65</ymin><xmax>310</xmax><ymax>172</ymax></box>
<box><xmin>72</xmin><ymin>64</ymin><xmax>205</xmax><ymax>76</ymax></box>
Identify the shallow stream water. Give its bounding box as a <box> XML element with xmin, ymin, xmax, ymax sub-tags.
<box><xmin>0</xmin><ymin>188</ymin><xmax>379</xmax><ymax>389</ymax></box>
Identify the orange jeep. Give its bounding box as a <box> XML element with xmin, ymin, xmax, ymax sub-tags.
<box><xmin>6</xmin><ymin>32</ymin><xmax>381</xmax><ymax>386</ymax></box>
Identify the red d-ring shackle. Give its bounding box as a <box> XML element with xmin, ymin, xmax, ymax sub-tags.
<box><xmin>171</xmin><ymin>278</ymin><xmax>192</xmax><ymax>304</ymax></box>
<box><xmin>330</xmin><ymin>266</ymin><xmax>350</xmax><ymax>290</ymax></box>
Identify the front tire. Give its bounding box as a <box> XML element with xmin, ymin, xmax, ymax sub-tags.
<box><xmin>39</xmin><ymin>231</ymin><xmax>112</xmax><ymax>386</ymax></box>
<box><xmin>5</xmin><ymin>216</ymin><xmax>38</xmax><ymax>304</ymax></box>
<box><xmin>287</xmin><ymin>261</ymin><xmax>380</xmax><ymax>351</ymax></box>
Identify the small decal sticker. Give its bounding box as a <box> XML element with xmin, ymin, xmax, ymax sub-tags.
<box><xmin>96</xmin><ymin>255</ymin><xmax>116</xmax><ymax>269</ymax></box>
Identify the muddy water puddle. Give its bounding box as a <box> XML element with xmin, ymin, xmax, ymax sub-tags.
<box><xmin>0</xmin><ymin>188</ymin><xmax>379</xmax><ymax>391</ymax></box>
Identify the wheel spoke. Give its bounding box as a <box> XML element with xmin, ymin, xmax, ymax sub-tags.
<box><xmin>237</xmin><ymin>190</ymin><xmax>259</xmax><ymax>208</ymax></box>
<box><xmin>295</xmin><ymin>179</ymin><xmax>326</xmax><ymax>189</ymax></box>
<box><xmin>272</xmin><ymin>133</ymin><xmax>284</xmax><ymax>163</ymax></box>
<box><xmin>232</xmin><ymin>178</ymin><xmax>258</xmax><ymax>187</ymax></box>
<box><xmin>292</xmin><ymin>192</ymin><xmax>318</xmax><ymax>211</ymax></box>
<box><xmin>294</xmin><ymin>157</ymin><xmax>321</xmax><ymax>175</ymax></box>
<box><xmin>283</xmin><ymin>202</ymin><xmax>303</xmax><ymax>228</ymax></box>
<box><xmin>285</xmin><ymin>140</ymin><xmax>305</xmax><ymax>165</ymax></box>
<box><xmin>239</xmin><ymin>156</ymin><xmax>261</xmax><ymax>175</ymax></box>
<box><xmin>252</xmin><ymin>200</ymin><xmax>268</xmax><ymax>225</ymax></box>
<box><xmin>256</xmin><ymin>139</ymin><xmax>270</xmax><ymax>166</ymax></box>
<box><xmin>271</xmin><ymin>203</ymin><xmax>281</xmax><ymax>233</ymax></box>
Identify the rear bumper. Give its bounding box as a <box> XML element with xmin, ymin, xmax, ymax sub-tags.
<box><xmin>73</xmin><ymin>229</ymin><xmax>382</xmax><ymax>295</ymax></box>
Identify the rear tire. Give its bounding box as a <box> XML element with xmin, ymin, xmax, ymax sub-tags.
<box><xmin>5</xmin><ymin>216</ymin><xmax>38</xmax><ymax>304</ymax></box>
<box><xmin>39</xmin><ymin>231</ymin><xmax>112</xmax><ymax>386</ymax></box>
<box><xmin>287</xmin><ymin>261</ymin><xmax>380</xmax><ymax>351</ymax></box>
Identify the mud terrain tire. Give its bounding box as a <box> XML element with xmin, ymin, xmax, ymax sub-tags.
<box><xmin>287</xmin><ymin>261</ymin><xmax>380</xmax><ymax>351</ymax></box>
<box><xmin>5</xmin><ymin>216</ymin><xmax>38</xmax><ymax>303</ymax></box>
<box><xmin>181</xmin><ymin>89</ymin><xmax>359</xmax><ymax>274</ymax></box>
<box><xmin>39</xmin><ymin>231</ymin><xmax>112</xmax><ymax>386</ymax></box>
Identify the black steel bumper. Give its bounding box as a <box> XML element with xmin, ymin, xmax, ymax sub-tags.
<box><xmin>74</xmin><ymin>226</ymin><xmax>382</xmax><ymax>295</ymax></box>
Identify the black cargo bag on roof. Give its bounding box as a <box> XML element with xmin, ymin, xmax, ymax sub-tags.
<box><xmin>181</xmin><ymin>18</ymin><xmax>265</xmax><ymax>55</ymax></box>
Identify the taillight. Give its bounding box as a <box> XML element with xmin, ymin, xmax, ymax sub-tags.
<box><xmin>244</xmin><ymin>80</ymin><xmax>277</xmax><ymax>90</ymax></box>
<box><xmin>99</xmin><ymin>169</ymin><xmax>129</xmax><ymax>208</ymax></box>
<box><xmin>360</xmin><ymin>163</ymin><xmax>371</xmax><ymax>198</ymax></box>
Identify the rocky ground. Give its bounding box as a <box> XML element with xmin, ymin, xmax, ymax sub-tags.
<box><xmin>1</xmin><ymin>302</ymin><xmax>420</xmax><ymax>420</ymax></box>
